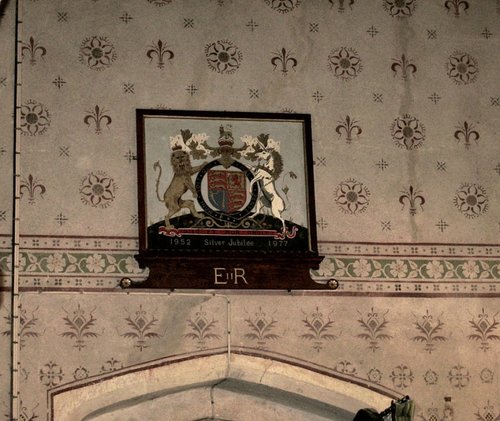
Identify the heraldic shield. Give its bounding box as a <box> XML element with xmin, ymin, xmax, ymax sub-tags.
<box><xmin>207</xmin><ymin>169</ymin><xmax>246</xmax><ymax>214</ymax></box>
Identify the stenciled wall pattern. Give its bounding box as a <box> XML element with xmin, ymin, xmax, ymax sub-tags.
<box><xmin>0</xmin><ymin>0</ymin><xmax>498</xmax><ymax>420</ymax></box>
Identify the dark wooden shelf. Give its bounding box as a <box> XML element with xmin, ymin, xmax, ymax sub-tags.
<box><xmin>123</xmin><ymin>252</ymin><xmax>329</xmax><ymax>290</ymax></box>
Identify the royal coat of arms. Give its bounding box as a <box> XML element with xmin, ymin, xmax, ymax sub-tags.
<box><xmin>134</xmin><ymin>110</ymin><xmax>324</xmax><ymax>289</ymax></box>
<box><xmin>145</xmin><ymin>119</ymin><xmax>312</xmax><ymax>250</ymax></box>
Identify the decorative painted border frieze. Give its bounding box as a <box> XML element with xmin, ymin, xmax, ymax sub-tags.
<box><xmin>316</xmin><ymin>257</ymin><xmax>500</xmax><ymax>281</ymax></box>
<box><xmin>17</xmin><ymin>251</ymin><xmax>143</xmax><ymax>275</ymax></box>
<box><xmin>0</xmin><ymin>236</ymin><xmax>499</xmax><ymax>293</ymax></box>
<box><xmin>18</xmin><ymin>236</ymin><xmax>139</xmax><ymax>251</ymax></box>
<box><xmin>2</xmin><ymin>252</ymin><xmax>498</xmax><ymax>281</ymax></box>
<box><xmin>319</xmin><ymin>242</ymin><xmax>500</xmax><ymax>258</ymax></box>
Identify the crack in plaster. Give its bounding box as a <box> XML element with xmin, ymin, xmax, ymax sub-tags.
<box><xmin>210</xmin><ymin>379</ymin><xmax>228</xmax><ymax>420</ymax></box>
<box><xmin>396</xmin><ymin>17</ymin><xmax>420</xmax><ymax>242</ymax></box>
<box><xmin>258</xmin><ymin>359</ymin><xmax>274</xmax><ymax>384</ymax></box>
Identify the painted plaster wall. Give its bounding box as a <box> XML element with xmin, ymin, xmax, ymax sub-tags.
<box><xmin>0</xmin><ymin>0</ymin><xmax>499</xmax><ymax>419</ymax></box>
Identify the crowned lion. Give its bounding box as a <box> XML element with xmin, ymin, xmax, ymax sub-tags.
<box><xmin>154</xmin><ymin>148</ymin><xmax>205</xmax><ymax>228</ymax></box>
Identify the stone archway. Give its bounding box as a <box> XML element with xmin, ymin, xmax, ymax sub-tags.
<box><xmin>49</xmin><ymin>351</ymin><xmax>398</xmax><ymax>421</ymax></box>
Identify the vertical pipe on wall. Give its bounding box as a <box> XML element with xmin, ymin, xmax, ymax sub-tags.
<box><xmin>10</xmin><ymin>0</ymin><xmax>21</xmax><ymax>419</ymax></box>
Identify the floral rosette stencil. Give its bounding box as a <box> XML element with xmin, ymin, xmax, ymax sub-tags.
<box><xmin>453</xmin><ymin>183</ymin><xmax>488</xmax><ymax>218</ymax></box>
<box><xmin>264</xmin><ymin>0</ymin><xmax>302</xmax><ymax>13</ymax></box>
<box><xmin>205</xmin><ymin>40</ymin><xmax>243</xmax><ymax>74</ymax></box>
<box><xmin>383</xmin><ymin>0</ymin><xmax>416</xmax><ymax>17</ymax></box>
<box><xmin>327</xmin><ymin>47</ymin><xmax>362</xmax><ymax>81</ymax></box>
<box><xmin>79</xmin><ymin>36</ymin><xmax>117</xmax><ymax>71</ymax></box>
<box><xmin>80</xmin><ymin>171</ymin><xmax>118</xmax><ymax>209</ymax></box>
<box><xmin>446</xmin><ymin>51</ymin><xmax>478</xmax><ymax>85</ymax></box>
<box><xmin>147</xmin><ymin>0</ymin><xmax>172</xmax><ymax>5</ymax></box>
<box><xmin>335</xmin><ymin>178</ymin><xmax>371</xmax><ymax>214</ymax></box>
<box><xmin>20</xmin><ymin>99</ymin><xmax>51</xmax><ymax>136</ymax></box>
<box><xmin>391</xmin><ymin>114</ymin><xmax>425</xmax><ymax>149</ymax></box>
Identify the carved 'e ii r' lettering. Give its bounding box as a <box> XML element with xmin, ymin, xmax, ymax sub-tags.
<box><xmin>214</xmin><ymin>267</ymin><xmax>248</xmax><ymax>285</ymax></box>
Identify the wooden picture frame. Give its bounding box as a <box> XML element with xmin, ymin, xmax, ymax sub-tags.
<box><xmin>127</xmin><ymin>109</ymin><xmax>328</xmax><ymax>289</ymax></box>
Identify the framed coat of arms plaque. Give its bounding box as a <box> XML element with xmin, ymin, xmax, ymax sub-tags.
<box><xmin>127</xmin><ymin>109</ymin><xmax>329</xmax><ymax>289</ymax></box>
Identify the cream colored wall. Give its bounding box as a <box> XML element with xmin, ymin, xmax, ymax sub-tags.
<box><xmin>0</xmin><ymin>0</ymin><xmax>499</xmax><ymax>420</ymax></box>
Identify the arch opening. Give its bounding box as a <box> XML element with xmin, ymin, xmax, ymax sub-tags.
<box><xmin>49</xmin><ymin>352</ymin><xmax>396</xmax><ymax>421</ymax></box>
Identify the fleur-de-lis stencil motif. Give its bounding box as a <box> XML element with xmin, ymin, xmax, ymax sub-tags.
<box><xmin>146</xmin><ymin>40</ymin><xmax>174</xmax><ymax>69</ymax></box>
<box><xmin>19</xmin><ymin>400</ymin><xmax>39</xmax><ymax>421</ymax></box>
<box><xmin>300</xmin><ymin>307</ymin><xmax>339</xmax><ymax>352</ymax></box>
<box><xmin>84</xmin><ymin>105</ymin><xmax>112</xmax><ymax>134</ymax></box>
<box><xmin>19</xmin><ymin>305</ymin><xmax>42</xmax><ymax>348</ymax></box>
<box><xmin>411</xmin><ymin>309</ymin><xmax>447</xmax><ymax>353</ymax></box>
<box><xmin>60</xmin><ymin>304</ymin><xmax>99</xmax><ymax>351</ymax></box>
<box><xmin>121</xmin><ymin>305</ymin><xmax>162</xmax><ymax>351</ymax></box>
<box><xmin>454</xmin><ymin>121</ymin><xmax>479</xmax><ymax>149</ymax></box>
<box><xmin>399</xmin><ymin>185</ymin><xmax>425</xmax><ymax>215</ymax></box>
<box><xmin>20</xmin><ymin>174</ymin><xmax>46</xmax><ymax>204</ymax></box>
<box><xmin>474</xmin><ymin>400</ymin><xmax>500</xmax><ymax>421</ymax></box>
<box><xmin>271</xmin><ymin>48</ymin><xmax>297</xmax><ymax>75</ymax></box>
<box><xmin>335</xmin><ymin>115</ymin><xmax>362</xmax><ymax>144</ymax></box>
<box><xmin>1</xmin><ymin>309</ymin><xmax>10</xmax><ymax>337</ymax></box>
<box><xmin>444</xmin><ymin>0</ymin><xmax>469</xmax><ymax>17</ymax></box>
<box><xmin>100</xmin><ymin>357</ymin><xmax>123</xmax><ymax>373</ymax></box>
<box><xmin>335</xmin><ymin>360</ymin><xmax>357</xmax><ymax>375</ymax></box>
<box><xmin>391</xmin><ymin>54</ymin><xmax>417</xmax><ymax>79</ymax></box>
<box><xmin>20</xmin><ymin>36</ymin><xmax>47</xmax><ymax>65</ymax></box>
<box><xmin>357</xmin><ymin>307</ymin><xmax>393</xmax><ymax>352</ymax></box>
<box><xmin>244</xmin><ymin>306</ymin><xmax>280</xmax><ymax>349</ymax></box>
<box><xmin>184</xmin><ymin>306</ymin><xmax>221</xmax><ymax>350</ymax></box>
<box><xmin>419</xmin><ymin>405</ymin><xmax>444</xmax><ymax>421</ymax></box>
<box><xmin>468</xmin><ymin>308</ymin><xmax>499</xmax><ymax>352</ymax></box>
<box><xmin>20</xmin><ymin>367</ymin><xmax>30</xmax><ymax>382</ymax></box>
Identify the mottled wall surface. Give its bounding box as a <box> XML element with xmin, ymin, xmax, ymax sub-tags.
<box><xmin>0</xmin><ymin>0</ymin><xmax>499</xmax><ymax>420</ymax></box>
